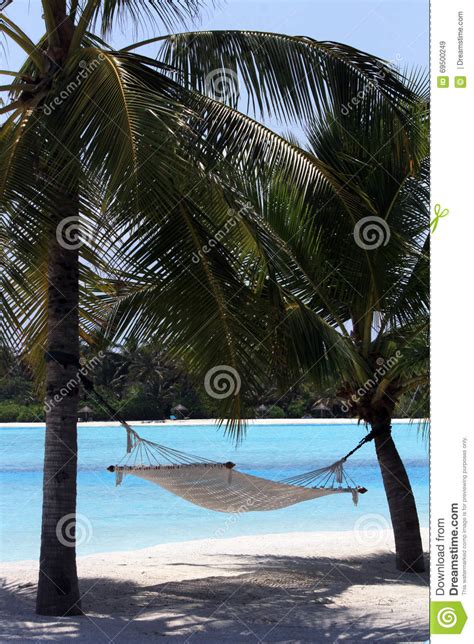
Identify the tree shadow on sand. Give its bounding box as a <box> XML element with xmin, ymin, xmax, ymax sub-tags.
<box><xmin>1</xmin><ymin>550</ymin><xmax>429</xmax><ymax>642</ymax></box>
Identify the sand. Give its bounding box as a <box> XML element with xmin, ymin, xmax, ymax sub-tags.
<box><xmin>0</xmin><ymin>530</ymin><xmax>429</xmax><ymax>642</ymax></box>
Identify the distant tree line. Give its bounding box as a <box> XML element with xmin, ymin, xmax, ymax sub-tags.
<box><xmin>0</xmin><ymin>341</ymin><xmax>426</xmax><ymax>422</ymax></box>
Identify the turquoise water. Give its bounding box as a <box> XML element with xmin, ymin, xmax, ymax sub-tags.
<box><xmin>0</xmin><ymin>423</ymin><xmax>428</xmax><ymax>561</ymax></box>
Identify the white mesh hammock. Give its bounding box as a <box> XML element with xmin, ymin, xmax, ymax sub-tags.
<box><xmin>108</xmin><ymin>426</ymin><xmax>367</xmax><ymax>513</ymax></box>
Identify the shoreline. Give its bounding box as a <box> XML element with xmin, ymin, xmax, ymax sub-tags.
<box><xmin>0</xmin><ymin>530</ymin><xmax>429</xmax><ymax>641</ymax></box>
<box><xmin>0</xmin><ymin>417</ymin><xmax>424</xmax><ymax>428</ymax></box>
<box><xmin>1</xmin><ymin>526</ymin><xmax>429</xmax><ymax>568</ymax></box>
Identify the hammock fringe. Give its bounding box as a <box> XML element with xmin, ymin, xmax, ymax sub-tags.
<box><xmin>109</xmin><ymin>432</ymin><xmax>366</xmax><ymax>512</ymax></box>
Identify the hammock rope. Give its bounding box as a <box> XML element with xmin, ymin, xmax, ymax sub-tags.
<box><xmin>79</xmin><ymin>368</ymin><xmax>378</xmax><ymax>513</ymax></box>
<box><xmin>106</xmin><ymin>422</ymin><xmax>377</xmax><ymax>513</ymax></box>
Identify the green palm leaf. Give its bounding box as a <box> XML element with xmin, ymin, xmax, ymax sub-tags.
<box><xmin>138</xmin><ymin>30</ymin><xmax>416</xmax><ymax>123</ymax></box>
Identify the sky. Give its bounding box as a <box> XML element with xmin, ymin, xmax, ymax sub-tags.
<box><xmin>1</xmin><ymin>0</ymin><xmax>429</xmax><ymax>74</ymax></box>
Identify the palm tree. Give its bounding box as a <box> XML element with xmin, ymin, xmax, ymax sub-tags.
<box><xmin>250</xmin><ymin>74</ymin><xmax>429</xmax><ymax>572</ymax></box>
<box><xmin>114</xmin><ymin>337</ymin><xmax>180</xmax><ymax>409</ymax></box>
<box><xmin>1</xmin><ymin>0</ymin><xmax>417</xmax><ymax>616</ymax></box>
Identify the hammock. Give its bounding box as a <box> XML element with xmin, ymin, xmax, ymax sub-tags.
<box><xmin>108</xmin><ymin>426</ymin><xmax>367</xmax><ymax>513</ymax></box>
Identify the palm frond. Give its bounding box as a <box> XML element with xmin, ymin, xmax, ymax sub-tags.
<box><xmin>123</xmin><ymin>31</ymin><xmax>416</xmax><ymax>123</ymax></box>
<box><xmin>96</xmin><ymin>185</ymin><xmax>270</xmax><ymax>437</ymax></box>
<box><xmin>88</xmin><ymin>0</ymin><xmax>206</xmax><ymax>35</ymax></box>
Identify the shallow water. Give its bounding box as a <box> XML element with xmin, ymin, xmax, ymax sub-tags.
<box><xmin>0</xmin><ymin>423</ymin><xmax>428</xmax><ymax>561</ymax></box>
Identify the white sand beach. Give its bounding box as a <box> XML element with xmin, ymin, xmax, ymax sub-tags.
<box><xmin>0</xmin><ymin>530</ymin><xmax>429</xmax><ymax>642</ymax></box>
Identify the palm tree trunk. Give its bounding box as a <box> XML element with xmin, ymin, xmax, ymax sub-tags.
<box><xmin>36</xmin><ymin>208</ymin><xmax>82</xmax><ymax>615</ymax></box>
<box><xmin>372</xmin><ymin>421</ymin><xmax>425</xmax><ymax>572</ymax></box>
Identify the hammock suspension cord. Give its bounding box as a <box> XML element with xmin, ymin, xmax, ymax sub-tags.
<box><xmin>106</xmin><ymin>426</ymin><xmax>370</xmax><ymax>512</ymax></box>
<box><xmin>74</xmin><ymin>360</ymin><xmax>382</xmax><ymax>482</ymax></box>
<box><xmin>45</xmin><ymin>351</ymin><xmax>377</xmax><ymax>512</ymax></box>
<box><xmin>69</xmin><ymin>364</ymin><xmax>378</xmax><ymax>511</ymax></box>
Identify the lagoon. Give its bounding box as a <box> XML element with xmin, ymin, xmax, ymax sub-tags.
<box><xmin>0</xmin><ymin>422</ymin><xmax>429</xmax><ymax>561</ymax></box>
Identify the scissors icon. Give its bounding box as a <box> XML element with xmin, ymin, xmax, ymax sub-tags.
<box><xmin>431</xmin><ymin>204</ymin><xmax>449</xmax><ymax>233</ymax></box>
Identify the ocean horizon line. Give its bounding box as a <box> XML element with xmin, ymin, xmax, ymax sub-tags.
<box><xmin>0</xmin><ymin>417</ymin><xmax>425</xmax><ymax>429</ymax></box>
